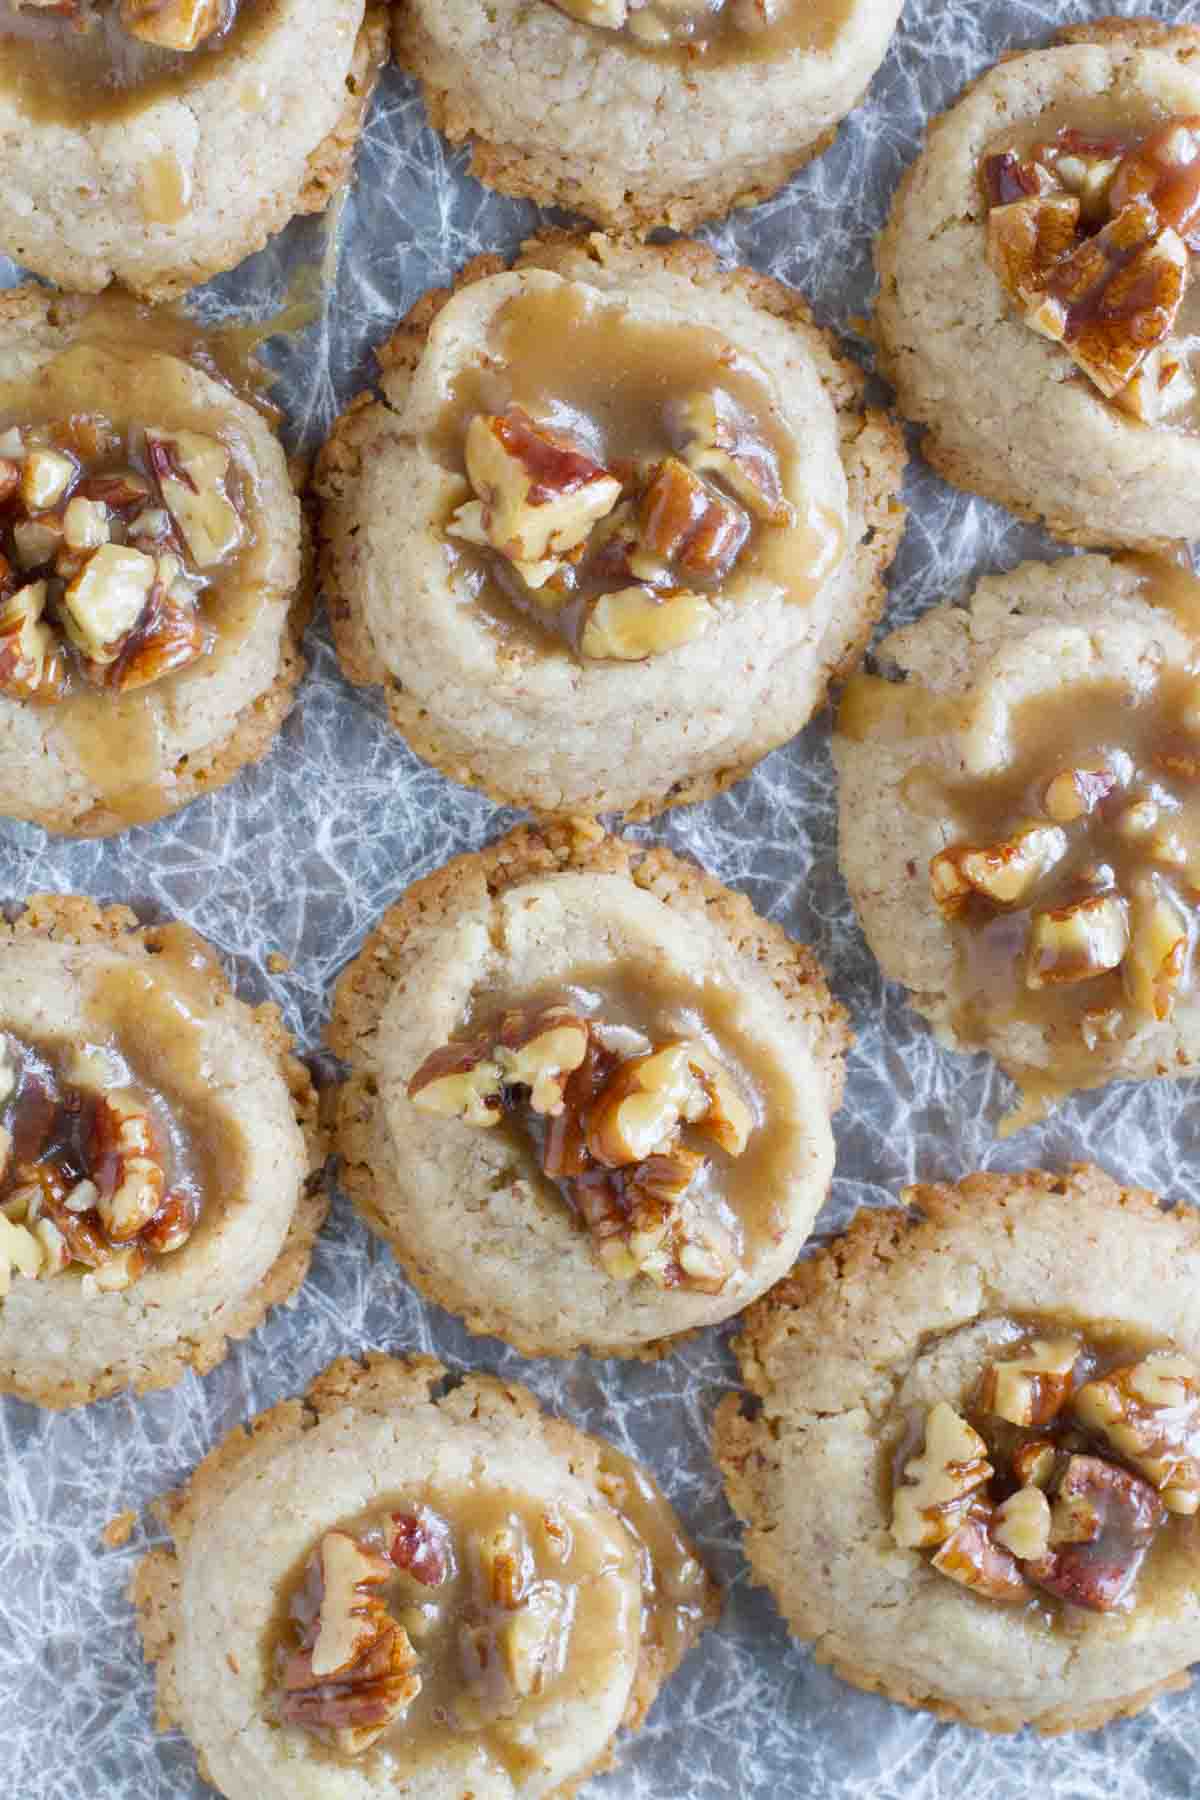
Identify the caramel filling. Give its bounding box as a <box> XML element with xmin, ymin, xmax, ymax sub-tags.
<box><xmin>890</xmin><ymin>1323</ymin><xmax>1200</xmax><ymax>1621</ymax></box>
<box><xmin>548</xmin><ymin>0</ymin><xmax>852</xmax><ymax>65</ymax></box>
<box><xmin>0</xmin><ymin>927</ymin><xmax>243</xmax><ymax>1297</ymax></box>
<box><xmin>980</xmin><ymin>103</ymin><xmax>1200</xmax><ymax>428</ymax></box>
<box><xmin>271</xmin><ymin>1455</ymin><xmax>708</xmax><ymax>1769</ymax></box>
<box><xmin>0</xmin><ymin>1</ymin><xmax>264</xmax><ymax>136</ymax></box>
<box><xmin>436</xmin><ymin>283</ymin><xmax>843</xmax><ymax>663</ymax></box>
<box><xmin>408</xmin><ymin>967</ymin><xmax>795</xmax><ymax>1296</ymax></box>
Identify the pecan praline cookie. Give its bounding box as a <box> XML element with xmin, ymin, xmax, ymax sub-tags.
<box><xmin>0</xmin><ymin>896</ymin><xmax>323</xmax><ymax>1408</ymax></box>
<box><xmin>876</xmin><ymin>19</ymin><xmax>1200</xmax><ymax>549</ymax></box>
<box><xmin>315</xmin><ymin>232</ymin><xmax>906</xmax><ymax>821</ymax></box>
<box><xmin>0</xmin><ymin>286</ymin><xmax>308</xmax><ymax>837</ymax></box>
<box><xmin>132</xmin><ymin>1352</ymin><xmax>720</xmax><ymax>1797</ymax></box>
<box><xmin>393</xmin><ymin>0</ymin><xmax>902</xmax><ymax>231</ymax></box>
<box><xmin>834</xmin><ymin>553</ymin><xmax>1200</xmax><ymax>1120</ymax></box>
<box><xmin>715</xmin><ymin>1165</ymin><xmax>1200</xmax><ymax>1733</ymax></box>
<box><xmin>0</xmin><ymin>0</ymin><xmax>388</xmax><ymax>299</ymax></box>
<box><xmin>328</xmin><ymin>822</ymin><xmax>849</xmax><ymax>1359</ymax></box>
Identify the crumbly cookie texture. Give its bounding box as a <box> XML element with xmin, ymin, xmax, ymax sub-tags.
<box><xmin>392</xmin><ymin>0</ymin><xmax>901</xmax><ymax>232</ymax></box>
<box><xmin>0</xmin><ymin>286</ymin><xmax>309</xmax><ymax>838</ymax></box>
<box><xmin>315</xmin><ymin>231</ymin><xmax>906</xmax><ymax>821</ymax></box>
<box><xmin>328</xmin><ymin>820</ymin><xmax>849</xmax><ymax>1359</ymax></box>
<box><xmin>131</xmin><ymin>1352</ymin><xmax>721</xmax><ymax>1797</ymax></box>
<box><xmin>715</xmin><ymin>1164</ymin><xmax>1200</xmax><ymax>1734</ymax></box>
<box><xmin>834</xmin><ymin>553</ymin><xmax>1200</xmax><ymax>1103</ymax></box>
<box><xmin>875</xmin><ymin>20</ymin><xmax>1200</xmax><ymax>550</ymax></box>
<box><xmin>0</xmin><ymin>4</ymin><xmax>388</xmax><ymax>300</ymax></box>
<box><xmin>0</xmin><ymin>895</ymin><xmax>325</xmax><ymax>1408</ymax></box>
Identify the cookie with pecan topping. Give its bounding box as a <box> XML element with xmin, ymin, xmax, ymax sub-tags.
<box><xmin>715</xmin><ymin>1165</ymin><xmax>1200</xmax><ymax>1732</ymax></box>
<box><xmin>876</xmin><ymin>19</ymin><xmax>1200</xmax><ymax>549</ymax></box>
<box><xmin>0</xmin><ymin>896</ymin><xmax>323</xmax><ymax>1407</ymax></box>
<box><xmin>834</xmin><ymin>552</ymin><xmax>1200</xmax><ymax>1125</ymax></box>
<box><xmin>328</xmin><ymin>822</ymin><xmax>848</xmax><ymax>1358</ymax></box>
<box><xmin>132</xmin><ymin>1353</ymin><xmax>719</xmax><ymax>1797</ymax></box>
<box><xmin>0</xmin><ymin>286</ymin><xmax>309</xmax><ymax>836</ymax></box>
<box><xmin>315</xmin><ymin>232</ymin><xmax>906</xmax><ymax>821</ymax></box>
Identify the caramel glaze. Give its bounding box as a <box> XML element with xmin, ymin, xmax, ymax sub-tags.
<box><xmin>557</xmin><ymin>0</ymin><xmax>854</xmax><ymax>67</ymax></box>
<box><xmin>0</xmin><ymin>293</ymin><xmax>290</xmax><ymax>827</ymax></box>
<box><xmin>463</xmin><ymin>960</ymin><xmax>798</xmax><ymax>1276</ymax></box>
<box><xmin>0</xmin><ymin>1</ymin><xmax>267</xmax><ymax>131</ymax></box>
<box><xmin>837</xmin><ymin>559</ymin><xmax>1200</xmax><ymax>1121</ymax></box>
<box><xmin>270</xmin><ymin>1452</ymin><xmax>708</xmax><ymax>1776</ymax></box>
<box><xmin>434</xmin><ymin>281</ymin><xmax>843</xmax><ymax>657</ymax></box>
<box><xmin>887</xmin><ymin>1316</ymin><xmax>1200</xmax><ymax>1632</ymax></box>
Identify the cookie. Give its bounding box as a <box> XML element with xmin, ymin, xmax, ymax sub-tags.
<box><xmin>393</xmin><ymin>0</ymin><xmax>901</xmax><ymax>232</ymax></box>
<box><xmin>833</xmin><ymin>552</ymin><xmax>1200</xmax><ymax>1124</ymax></box>
<box><xmin>875</xmin><ymin>20</ymin><xmax>1200</xmax><ymax>549</ymax></box>
<box><xmin>0</xmin><ymin>896</ymin><xmax>324</xmax><ymax>1408</ymax></box>
<box><xmin>132</xmin><ymin>1352</ymin><xmax>719</xmax><ymax>1797</ymax></box>
<box><xmin>327</xmin><ymin>820</ymin><xmax>849</xmax><ymax>1359</ymax></box>
<box><xmin>715</xmin><ymin>1164</ymin><xmax>1200</xmax><ymax>1734</ymax></box>
<box><xmin>0</xmin><ymin>0</ymin><xmax>388</xmax><ymax>299</ymax></box>
<box><xmin>0</xmin><ymin>286</ymin><xmax>308</xmax><ymax>837</ymax></box>
<box><xmin>315</xmin><ymin>231</ymin><xmax>906</xmax><ymax>821</ymax></box>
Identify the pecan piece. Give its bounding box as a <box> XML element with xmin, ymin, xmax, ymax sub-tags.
<box><xmin>579</xmin><ymin>584</ymin><xmax>713</xmax><ymax>661</ymax></box>
<box><xmin>638</xmin><ymin>456</ymin><xmax>750</xmax><ymax>583</ymax></box>
<box><xmin>407</xmin><ymin>1041</ymin><xmax>504</xmax><ymax>1128</ymax></box>
<box><xmin>1109</xmin><ymin>117</ymin><xmax>1200</xmax><ymax>248</ymax></box>
<box><xmin>461</xmin><ymin>406</ymin><xmax>621</xmax><ymax>572</ymax></box>
<box><xmin>0</xmin><ymin>582</ymin><xmax>66</xmax><ymax>701</ymax></box>
<box><xmin>1026</xmin><ymin>1454</ymin><xmax>1164</xmax><ymax>1612</ymax></box>
<box><xmin>977</xmin><ymin>1336</ymin><xmax>1079</xmax><ymax>1427</ymax></box>
<box><xmin>1026</xmin><ymin>892</ymin><xmax>1129</xmax><ymax>989</ymax></box>
<box><xmin>492</xmin><ymin>1006</ymin><xmax>590</xmax><ymax>1117</ymax></box>
<box><xmin>930</xmin><ymin>1508</ymin><xmax>1030</xmax><ymax>1602</ymax></box>
<box><xmin>1074</xmin><ymin>1355</ymin><xmax>1200</xmax><ymax>1515</ymax></box>
<box><xmin>891</xmin><ymin>1402</ymin><xmax>993</xmax><ymax>1550</ymax></box>
<box><xmin>120</xmin><ymin>0</ymin><xmax>223</xmax><ymax>52</ymax></box>
<box><xmin>390</xmin><ymin>1509</ymin><xmax>453</xmax><ymax>1587</ymax></box>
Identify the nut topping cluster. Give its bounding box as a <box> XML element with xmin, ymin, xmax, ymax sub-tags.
<box><xmin>929</xmin><ymin>692</ymin><xmax>1200</xmax><ymax>1041</ymax></box>
<box><xmin>447</xmin><ymin>383</ymin><xmax>792</xmax><ymax>662</ymax></box>
<box><xmin>0</xmin><ymin>413</ymin><xmax>245</xmax><ymax>704</ymax></box>
<box><xmin>550</xmin><ymin>0</ymin><xmax>783</xmax><ymax>49</ymax></box>
<box><xmin>12</xmin><ymin>0</ymin><xmax>232</xmax><ymax>53</ymax></box>
<box><xmin>982</xmin><ymin>118</ymin><xmax>1200</xmax><ymax>420</ymax></box>
<box><xmin>408</xmin><ymin>1001</ymin><xmax>754</xmax><ymax>1294</ymax></box>
<box><xmin>278</xmin><ymin>1506</ymin><xmax>577</xmax><ymax>1757</ymax></box>
<box><xmin>0</xmin><ymin>1034</ymin><xmax>199</xmax><ymax>1299</ymax></box>
<box><xmin>891</xmin><ymin>1336</ymin><xmax>1200</xmax><ymax>1613</ymax></box>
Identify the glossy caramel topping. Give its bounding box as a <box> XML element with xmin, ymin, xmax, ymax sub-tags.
<box><xmin>0</xmin><ymin>1</ymin><xmax>261</xmax><ymax>134</ymax></box>
<box><xmin>273</xmin><ymin>1463</ymin><xmax>707</xmax><ymax>1770</ymax></box>
<box><xmin>548</xmin><ymin>0</ymin><xmax>852</xmax><ymax>66</ymax></box>
<box><xmin>437</xmin><ymin>281</ymin><xmax>843</xmax><ymax>662</ymax></box>
<box><xmin>890</xmin><ymin>1322</ymin><xmax>1200</xmax><ymax>1622</ymax></box>
<box><xmin>980</xmin><ymin>104</ymin><xmax>1200</xmax><ymax>427</ymax></box>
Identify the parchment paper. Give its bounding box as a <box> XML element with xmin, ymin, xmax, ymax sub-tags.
<box><xmin>4</xmin><ymin>2</ymin><xmax>1200</xmax><ymax>1795</ymax></box>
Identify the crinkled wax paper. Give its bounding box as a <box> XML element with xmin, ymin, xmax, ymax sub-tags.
<box><xmin>4</xmin><ymin>1</ymin><xmax>1200</xmax><ymax>1795</ymax></box>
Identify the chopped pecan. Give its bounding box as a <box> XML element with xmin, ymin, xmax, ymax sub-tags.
<box><xmin>462</xmin><ymin>407</ymin><xmax>621</xmax><ymax>572</ymax></box>
<box><xmin>1030</xmin><ymin>201</ymin><xmax>1187</xmax><ymax>397</ymax></box>
<box><xmin>0</xmin><ymin>582</ymin><xmax>66</xmax><ymax>701</ymax></box>
<box><xmin>1109</xmin><ymin>117</ymin><xmax>1200</xmax><ymax>248</ymax></box>
<box><xmin>891</xmin><ymin>1402</ymin><xmax>993</xmax><ymax>1550</ymax></box>
<box><xmin>1025</xmin><ymin>892</ymin><xmax>1129</xmax><ymax>988</ymax></box>
<box><xmin>492</xmin><ymin>1006</ymin><xmax>590</xmax><ymax>1117</ymax></box>
<box><xmin>930</xmin><ymin>1508</ymin><xmax>1030</xmax><ymax>1602</ymax></box>
<box><xmin>390</xmin><ymin>1509</ymin><xmax>453</xmax><ymax>1587</ymax></box>
<box><xmin>120</xmin><ymin>0</ymin><xmax>224</xmax><ymax>52</ymax></box>
<box><xmin>992</xmin><ymin>1485</ymin><xmax>1052</xmax><ymax>1560</ymax></box>
<box><xmin>586</xmin><ymin>1039</ymin><xmax>748</xmax><ymax>1166</ymax></box>
<box><xmin>1026</xmin><ymin>1454</ymin><xmax>1164</xmax><ymax>1612</ymax></box>
<box><xmin>637</xmin><ymin>457</ymin><xmax>750</xmax><ymax>584</ymax></box>
<box><xmin>1074</xmin><ymin>1355</ymin><xmax>1200</xmax><ymax>1515</ymax></box>
<box><xmin>107</xmin><ymin>588</ymin><xmax>208</xmax><ymax>692</ymax></box>
<box><xmin>579</xmin><ymin>584</ymin><xmax>713</xmax><ymax>661</ymax></box>
<box><xmin>977</xmin><ymin>1336</ymin><xmax>1079</xmax><ymax>1427</ymax></box>
<box><xmin>60</xmin><ymin>544</ymin><xmax>157</xmax><ymax>665</ymax></box>
<box><xmin>145</xmin><ymin>428</ymin><xmax>244</xmax><ymax>569</ymax></box>
<box><xmin>670</xmin><ymin>388</ymin><xmax>792</xmax><ymax>525</ymax></box>
<box><xmin>930</xmin><ymin>823</ymin><xmax>1067</xmax><ymax>917</ymax></box>
<box><xmin>407</xmin><ymin>1041</ymin><xmax>504</xmax><ymax>1128</ymax></box>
